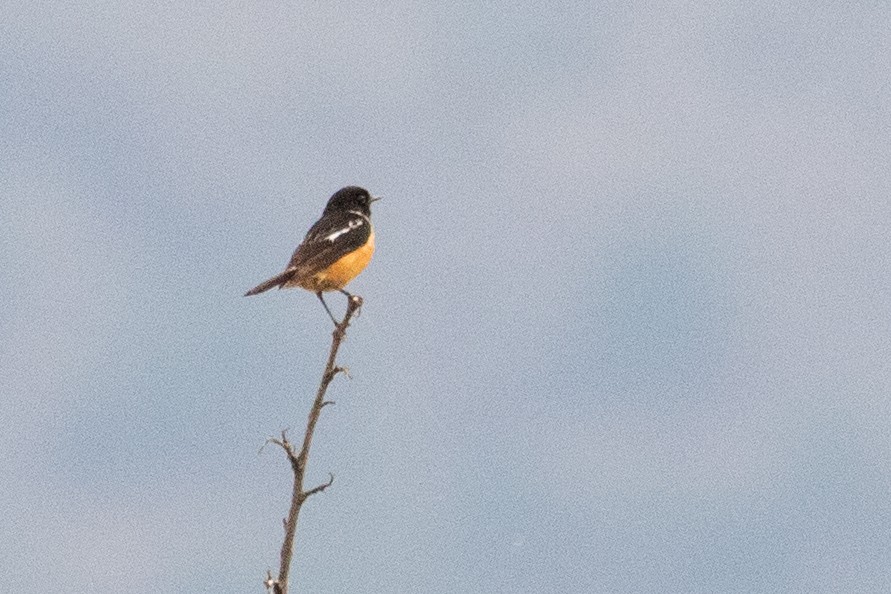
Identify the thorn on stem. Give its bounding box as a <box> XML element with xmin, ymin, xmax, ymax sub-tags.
<box><xmin>264</xmin><ymin>437</ymin><xmax>288</xmax><ymax>455</ymax></box>
<box><xmin>264</xmin><ymin>570</ymin><xmax>277</xmax><ymax>592</ymax></box>
<box><xmin>304</xmin><ymin>473</ymin><xmax>335</xmax><ymax>498</ymax></box>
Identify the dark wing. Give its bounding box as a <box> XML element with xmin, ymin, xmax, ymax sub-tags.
<box><xmin>286</xmin><ymin>210</ymin><xmax>371</xmax><ymax>277</ymax></box>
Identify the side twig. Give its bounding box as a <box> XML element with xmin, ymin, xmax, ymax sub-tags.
<box><xmin>264</xmin><ymin>294</ymin><xmax>364</xmax><ymax>594</ymax></box>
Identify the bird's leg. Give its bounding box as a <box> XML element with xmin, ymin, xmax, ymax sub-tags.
<box><xmin>338</xmin><ymin>288</ymin><xmax>362</xmax><ymax>317</ymax></box>
<box><xmin>317</xmin><ymin>292</ymin><xmax>339</xmax><ymax>325</ymax></box>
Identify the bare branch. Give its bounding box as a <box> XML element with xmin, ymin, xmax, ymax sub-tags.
<box><xmin>264</xmin><ymin>294</ymin><xmax>364</xmax><ymax>594</ymax></box>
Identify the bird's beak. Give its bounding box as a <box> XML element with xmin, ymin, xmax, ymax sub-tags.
<box><xmin>370</xmin><ymin>196</ymin><xmax>382</xmax><ymax>203</ymax></box>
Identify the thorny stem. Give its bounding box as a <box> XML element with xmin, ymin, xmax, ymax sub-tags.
<box><xmin>265</xmin><ymin>295</ymin><xmax>363</xmax><ymax>594</ymax></box>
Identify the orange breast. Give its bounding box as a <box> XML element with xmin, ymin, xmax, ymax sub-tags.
<box><xmin>303</xmin><ymin>231</ymin><xmax>375</xmax><ymax>292</ymax></box>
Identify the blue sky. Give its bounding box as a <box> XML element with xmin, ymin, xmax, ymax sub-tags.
<box><xmin>2</xmin><ymin>2</ymin><xmax>890</xmax><ymax>592</ymax></box>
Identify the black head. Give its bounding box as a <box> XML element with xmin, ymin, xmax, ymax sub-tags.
<box><xmin>322</xmin><ymin>186</ymin><xmax>379</xmax><ymax>217</ymax></box>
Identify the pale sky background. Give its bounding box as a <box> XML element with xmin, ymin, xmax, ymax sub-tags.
<box><xmin>2</xmin><ymin>2</ymin><xmax>890</xmax><ymax>593</ymax></box>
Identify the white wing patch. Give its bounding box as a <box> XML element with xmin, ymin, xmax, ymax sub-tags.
<box><xmin>324</xmin><ymin>218</ymin><xmax>364</xmax><ymax>242</ymax></box>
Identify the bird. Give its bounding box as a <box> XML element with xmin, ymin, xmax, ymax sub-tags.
<box><xmin>245</xmin><ymin>186</ymin><xmax>379</xmax><ymax>324</ymax></box>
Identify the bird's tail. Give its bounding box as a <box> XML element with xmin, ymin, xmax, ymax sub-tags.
<box><xmin>244</xmin><ymin>269</ymin><xmax>296</xmax><ymax>296</ymax></box>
